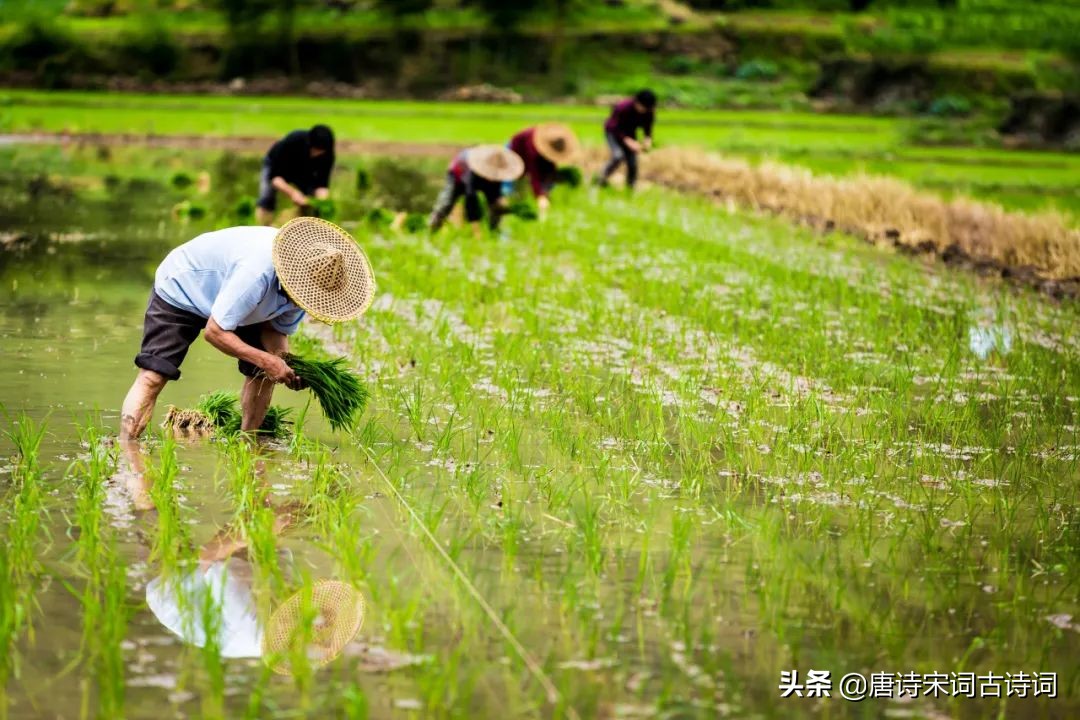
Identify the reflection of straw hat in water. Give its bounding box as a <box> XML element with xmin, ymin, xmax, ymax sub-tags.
<box><xmin>147</xmin><ymin>565</ymin><xmax>365</xmax><ymax>674</ymax></box>
<box><xmin>262</xmin><ymin>580</ymin><xmax>366</xmax><ymax>675</ymax></box>
<box><xmin>533</xmin><ymin>123</ymin><xmax>580</xmax><ymax>166</ymax></box>
<box><xmin>465</xmin><ymin>145</ymin><xmax>525</xmax><ymax>182</ymax></box>
<box><xmin>272</xmin><ymin>217</ymin><xmax>376</xmax><ymax>324</ymax></box>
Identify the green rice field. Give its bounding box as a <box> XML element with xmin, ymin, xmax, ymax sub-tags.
<box><xmin>0</xmin><ymin>138</ymin><xmax>1077</xmax><ymax>718</ymax></box>
<box><xmin>2</xmin><ymin>90</ymin><xmax>1079</xmax><ymax>217</ymax></box>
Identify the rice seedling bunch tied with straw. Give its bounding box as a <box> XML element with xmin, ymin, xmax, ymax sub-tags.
<box><xmin>282</xmin><ymin>353</ymin><xmax>369</xmax><ymax>432</ymax></box>
<box><xmin>161</xmin><ymin>392</ymin><xmax>292</xmax><ymax>438</ymax></box>
<box><xmin>196</xmin><ymin>391</ymin><xmax>293</xmax><ymax>437</ymax></box>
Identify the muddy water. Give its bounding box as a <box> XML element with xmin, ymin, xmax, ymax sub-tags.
<box><xmin>4</xmin><ymin>142</ymin><xmax>1079</xmax><ymax>720</ymax></box>
<box><xmin>0</xmin><ymin>176</ymin><xmax>428</xmax><ymax>717</ymax></box>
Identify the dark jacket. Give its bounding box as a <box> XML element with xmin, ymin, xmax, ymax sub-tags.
<box><xmin>264</xmin><ymin>130</ymin><xmax>334</xmax><ymax>193</ymax></box>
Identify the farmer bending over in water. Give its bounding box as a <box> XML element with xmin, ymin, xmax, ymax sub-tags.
<box><xmin>596</xmin><ymin>89</ymin><xmax>657</xmax><ymax>190</ymax></box>
<box><xmin>506</xmin><ymin>123</ymin><xmax>580</xmax><ymax>220</ymax></box>
<box><xmin>256</xmin><ymin>125</ymin><xmax>336</xmax><ymax>226</ymax></box>
<box><xmin>429</xmin><ymin>145</ymin><xmax>524</xmax><ymax>238</ymax></box>
<box><xmin>119</xmin><ymin>217</ymin><xmax>375</xmax><ymax>443</ymax></box>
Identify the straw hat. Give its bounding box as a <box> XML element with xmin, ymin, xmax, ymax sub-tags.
<box><xmin>465</xmin><ymin>145</ymin><xmax>525</xmax><ymax>182</ymax></box>
<box><xmin>533</xmin><ymin>123</ymin><xmax>580</xmax><ymax>166</ymax></box>
<box><xmin>272</xmin><ymin>217</ymin><xmax>376</xmax><ymax>323</ymax></box>
<box><xmin>262</xmin><ymin>580</ymin><xmax>366</xmax><ymax>675</ymax></box>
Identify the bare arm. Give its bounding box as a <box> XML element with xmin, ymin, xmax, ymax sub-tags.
<box><xmin>314</xmin><ymin>187</ymin><xmax>330</xmax><ymax>200</ymax></box>
<box><xmin>271</xmin><ymin>176</ymin><xmax>309</xmax><ymax>206</ymax></box>
<box><xmin>203</xmin><ymin>318</ymin><xmax>301</xmax><ymax>388</ymax></box>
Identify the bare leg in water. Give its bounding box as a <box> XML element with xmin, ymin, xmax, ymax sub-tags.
<box><xmin>117</xmin><ymin>369</ymin><xmax>169</xmax><ymax>510</ymax></box>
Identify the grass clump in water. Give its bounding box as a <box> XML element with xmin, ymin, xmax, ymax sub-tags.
<box><xmin>283</xmin><ymin>354</ymin><xmax>369</xmax><ymax>432</ymax></box>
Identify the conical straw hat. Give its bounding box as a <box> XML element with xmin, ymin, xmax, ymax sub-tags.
<box><xmin>272</xmin><ymin>217</ymin><xmax>375</xmax><ymax>323</ymax></box>
<box><xmin>465</xmin><ymin>145</ymin><xmax>525</xmax><ymax>182</ymax></box>
<box><xmin>262</xmin><ymin>580</ymin><xmax>366</xmax><ymax>675</ymax></box>
<box><xmin>533</xmin><ymin>123</ymin><xmax>580</xmax><ymax>166</ymax></box>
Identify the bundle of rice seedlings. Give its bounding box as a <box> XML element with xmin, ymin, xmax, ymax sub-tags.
<box><xmin>356</xmin><ymin>167</ymin><xmax>371</xmax><ymax>193</ymax></box>
<box><xmin>403</xmin><ymin>212</ymin><xmax>428</xmax><ymax>233</ymax></box>
<box><xmin>555</xmin><ymin>166</ymin><xmax>583</xmax><ymax>188</ymax></box>
<box><xmin>162</xmin><ymin>392</ymin><xmax>292</xmax><ymax>438</ymax></box>
<box><xmin>283</xmin><ymin>354</ymin><xmax>369</xmax><ymax>432</ymax></box>
<box><xmin>160</xmin><ymin>406</ymin><xmax>213</xmax><ymax>433</ymax></box>
<box><xmin>507</xmin><ymin>200</ymin><xmax>538</xmax><ymax>220</ymax></box>
<box><xmin>303</xmin><ymin>198</ymin><xmax>337</xmax><ymax>220</ymax></box>
<box><xmin>259</xmin><ymin>405</ymin><xmax>294</xmax><ymax>437</ymax></box>
<box><xmin>235</xmin><ymin>196</ymin><xmax>256</xmax><ymax>220</ymax></box>
<box><xmin>171</xmin><ymin>199</ymin><xmax>207</xmax><ymax>220</ymax></box>
<box><xmin>196</xmin><ymin>391</ymin><xmax>241</xmax><ymax>430</ymax></box>
<box><xmin>365</xmin><ymin>207</ymin><xmax>394</xmax><ymax>228</ymax></box>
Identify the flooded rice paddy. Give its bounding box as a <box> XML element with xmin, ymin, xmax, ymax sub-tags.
<box><xmin>0</xmin><ymin>143</ymin><xmax>1078</xmax><ymax>719</ymax></box>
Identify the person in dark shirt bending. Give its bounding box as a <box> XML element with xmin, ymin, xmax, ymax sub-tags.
<box><xmin>428</xmin><ymin>145</ymin><xmax>524</xmax><ymax>238</ymax></box>
<box><xmin>256</xmin><ymin>125</ymin><xmax>335</xmax><ymax>226</ymax></box>
<box><xmin>506</xmin><ymin>123</ymin><xmax>579</xmax><ymax>220</ymax></box>
<box><xmin>596</xmin><ymin>89</ymin><xmax>656</xmax><ymax>190</ymax></box>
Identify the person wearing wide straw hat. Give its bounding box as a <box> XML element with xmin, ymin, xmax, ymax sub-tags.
<box><xmin>428</xmin><ymin>144</ymin><xmax>524</xmax><ymax>237</ymax></box>
<box><xmin>118</xmin><ymin>217</ymin><xmax>375</xmax><ymax>442</ymax></box>
<box><xmin>506</xmin><ymin>122</ymin><xmax>580</xmax><ymax>220</ymax></box>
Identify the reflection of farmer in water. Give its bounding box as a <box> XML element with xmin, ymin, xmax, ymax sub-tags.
<box><xmin>136</xmin><ymin>462</ymin><xmax>363</xmax><ymax>670</ymax></box>
<box><xmin>596</xmin><ymin>89</ymin><xmax>657</xmax><ymax>191</ymax></box>
<box><xmin>428</xmin><ymin>145</ymin><xmax>524</xmax><ymax>237</ymax></box>
<box><xmin>146</xmin><ymin>522</ymin><xmax>270</xmax><ymax>658</ymax></box>
<box><xmin>505</xmin><ymin>123</ymin><xmax>580</xmax><ymax>221</ymax></box>
<box><xmin>118</xmin><ymin>217</ymin><xmax>375</xmax><ymax>446</ymax></box>
<box><xmin>256</xmin><ymin>125</ymin><xmax>336</xmax><ymax>226</ymax></box>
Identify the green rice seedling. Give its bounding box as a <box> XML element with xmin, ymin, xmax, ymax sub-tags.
<box><xmin>3</xmin><ymin>414</ymin><xmax>48</xmax><ymax>591</ymax></box>
<box><xmin>403</xmin><ymin>212</ymin><xmax>427</xmax><ymax>233</ymax></box>
<box><xmin>94</xmin><ymin>550</ymin><xmax>129</xmax><ymax>718</ymax></box>
<box><xmin>195</xmin><ymin>570</ymin><xmax>226</xmax><ymax>720</ymax></box>
<box><xmin>555</xmin><ymin>166</ymin><xmax>583</xmax><ymax>188</ymax></box>
<box><xmin>170</xmin><ymin>171</ymin><xmax>193</xmax><ymax>189</ymax></box>
<box><xmin>148</xmin><ymin>433</ymin><xmax>192</xmax><ymax>575</ymax></box>
<box><xmin>259</xmin><ymin>404</ymin><xmax>294</xmax><ymax>437</ymax></box>
<box><xmin>172</xmin><ymin>199</ymin><xmax>207</xmax><ymax>220</ymax></box>
<box><xmin>364</xmin><ymin>206</ymin><xmax>394</xmax><ymax>228</ymax></box>
<box><xmin>0</xmin><ymin>543</ymin><xmax>20</xmax><ymax>687</ymax></box>
<box><xmin>283</xmin><ymin>353</ymin><xmax>369</xmax><ymax>432</ymax></box>
<box><xmin>306</xmin><ymin>197</ymin><xmax>337</xmax><ymax>220</ymax></box>
<box><xmin>167</xmin><ymin>391</ymin><xmax>292</xmax><ymax>438</ymax></box>
<box><xmin>355</xmin><ymin>167</ymin><xmax>371</xmax><ymax>194</ymax></box>
<box><xmin>196</xmin><ymin>390</ymin><xmax>241</xmax><ymax>430</ymax></box>
<box><xmin>0</xmin><ymin>413</ymin><xmax>52</xmax><ymax>717</ymax></box>
<box><xmin>71</xmin><ymin>424</ymin><xmax>128</xmax><ymax>719</ymax></box>
<box><xmin>234</xmin><ymin>195</ymin><xmax>256</xmax><ymax>219</ymax></box>
<box><xmin>506</xmin><ymin>199</ymin><xmax>538</xmax><ymax>221</ymax></box>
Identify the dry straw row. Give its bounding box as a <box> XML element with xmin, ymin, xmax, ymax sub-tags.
<box><xmin>600</xmin><ymin>147</ymin><xmax>1080</xmax><ymax>281</ymax></box>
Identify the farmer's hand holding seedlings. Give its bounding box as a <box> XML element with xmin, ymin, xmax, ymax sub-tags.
<box><xmin>257</xmin><ymin>125</ymin><xmax>335</xmax><ymax>226</ymax></box>
<box><xmin>120</xmin><ymin>217</ymin><xmax>375</xmax><ymax>446</ymax></box>
<box><xmin>503</xmin><ymin>123</ymin><xmax>580</xmax><ymax>222</ymax></box>
<box><xmin>261</xmin><ymin>353</ymin><xmax>305</xmax><ymax>391</ymax></box>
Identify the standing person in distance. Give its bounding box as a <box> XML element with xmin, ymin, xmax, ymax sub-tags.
<box><xmin>596</xmin><ymin>89</ymin><xmax>657</xmax><ymax>191</ymax></box>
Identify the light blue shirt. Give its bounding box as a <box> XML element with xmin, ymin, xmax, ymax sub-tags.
<box><xmin>154</xmin><ymin>226</ymin><xmax>305</xmax><ymax>335</ymax></box>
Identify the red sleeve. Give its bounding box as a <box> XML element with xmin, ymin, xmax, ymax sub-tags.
<box><xmin>512</xmin><ymin>129</ymin><xmax>548</xmax><ymax>199</ymax></box>
<box><xmin>527</xmin><ymin>142</ymin><xmax>546</xmax><ymax>198</ymax></box>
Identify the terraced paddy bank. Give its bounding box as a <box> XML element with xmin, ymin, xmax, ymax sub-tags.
<box><xmin>0</xmin><ymin>143</ymin><xmax>1078</xmax><ymax>718</ymax></box>
<box><xmin>3</xmin><ymin>89</ymin><xmax>1079</xmax><ymax>218</ymax></box>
